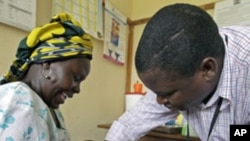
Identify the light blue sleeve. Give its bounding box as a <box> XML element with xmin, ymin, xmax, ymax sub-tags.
<box><xmin>0</xmin><ymin>82</ymin><xmax>50</xmax><ymax>141</ymax></box>
<box><xmin>0</xmin><ymin>82</ymin><xmax>70</xmax><ymax>141</ymax></box>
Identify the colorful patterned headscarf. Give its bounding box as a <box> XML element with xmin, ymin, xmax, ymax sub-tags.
<box><xmin>0</xmin><ymin>13</ymin><xmax>93</xmax><ymax>84</ymax></box>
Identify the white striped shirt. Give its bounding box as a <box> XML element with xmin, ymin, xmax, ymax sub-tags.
<box><xmin>105</xmin><ymin>26</ymin><xmax>250</xmax><ymax>141</ymax></box>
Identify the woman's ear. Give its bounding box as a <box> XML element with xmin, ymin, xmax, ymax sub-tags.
<box><xmin>42</xmin><ymin>62</ymin><xmax>52</xmax><ymax>80</ymax></box>
<box><xmin>200</xmin><ymin>57</ymin><xmax>218</xmax><ymax>81</ymax></box>
<box><xmin>42</xmin><ymin>62</ymin><xmax>50</xmax><ymax>69</ymax></box>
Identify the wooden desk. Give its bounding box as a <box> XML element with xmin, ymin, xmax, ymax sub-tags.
<box><xmin>98</xmin><ymin>123</ymin><xmax>200</xmax><ymax>141</ymax></box>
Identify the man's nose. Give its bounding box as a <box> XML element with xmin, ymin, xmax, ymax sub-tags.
<box><xmin>156</xmin><ymin>96</ymin><xmax>169</xmax><ymax>105</ymax></box>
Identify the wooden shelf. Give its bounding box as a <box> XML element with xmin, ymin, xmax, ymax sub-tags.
<box><xmin>98</xmin><ymin>123</ymin><xmax>200</xmax><ymax>141</ymax></box>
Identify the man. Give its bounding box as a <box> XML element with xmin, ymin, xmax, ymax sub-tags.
<box><xmin>105</xmin><ymin>3</ymin><xmax>250</xmax><ymax>141</ymax></box>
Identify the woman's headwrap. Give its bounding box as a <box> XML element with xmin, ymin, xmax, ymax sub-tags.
<box><xmin>0</xmin><ymin>13</ymin><xmax>93</xmax><ymax>84</ymax></box>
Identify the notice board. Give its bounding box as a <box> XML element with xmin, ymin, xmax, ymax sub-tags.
<box><xmin>214</xmin><ymin>0</ymin><xmax>250</xmax><ymax>26</ymax></box>
<box><xmin>0</xmin><ymin>0</ymin><xmax>36</xmax><ymax>31</ymax></box>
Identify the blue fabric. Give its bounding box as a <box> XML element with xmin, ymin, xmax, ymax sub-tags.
<box><xmin>0</xmin><ymin>82</ymin><xmax>70</xmax><ymax>141</ymax></box>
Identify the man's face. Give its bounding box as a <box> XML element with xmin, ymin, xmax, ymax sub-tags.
<box><xmin>138</xmin><ymin>68</ymin><xmax>212</xmax><ymax>110</ymax></box>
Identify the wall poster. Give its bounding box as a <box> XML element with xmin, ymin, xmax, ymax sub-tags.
<box><xmin>53</xmin><ymin>0</ymin><xmax>103</xmax><ymax>39</ymax></box>
<box><xmin>103</xmin><ymin>1</ymin><xmax>128</xmax><ymax>66</ymax></box>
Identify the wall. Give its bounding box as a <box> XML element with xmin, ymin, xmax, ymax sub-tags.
<box><xmin>131</xmin><ymin>0</ymin><xmax>218</xmax><ymax>20</ymax></box>
<box><xmin>0</xmin><ymin>0</ymin><xmax>131</xmax><ymax>141</ymax></box>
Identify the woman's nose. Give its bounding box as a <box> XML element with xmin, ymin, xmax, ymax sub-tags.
<box><xmin>157</xmin><ymin>96</ymin><xmax>169</xmax><ymax>105</ymax></box>
<box><xmin>73</xmin><ymin>82</ymin><xmax>80</xmax><ymax>93</ymax></box>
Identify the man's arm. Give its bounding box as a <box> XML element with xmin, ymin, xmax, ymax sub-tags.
<box><xmin>105</xmin><ymin>90</ymin><xmax>179</xmax><ymax>141</ymax></box>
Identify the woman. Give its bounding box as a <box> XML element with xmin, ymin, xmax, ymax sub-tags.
<box><xmin>0</xmin><ymin>13</ymin><xmax>93</xmax><ymax>140</ymax></box>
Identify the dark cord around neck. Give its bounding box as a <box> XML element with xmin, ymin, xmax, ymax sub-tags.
<box><xmin>185</xmin><ymin>97</ymin><xmax>223</xmax><ymax>141</ymax></box>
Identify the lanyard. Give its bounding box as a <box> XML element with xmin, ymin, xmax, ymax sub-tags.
<box><xmin>185</xmin><ymin>97</ymin><xmax>223</xmax><ymax>141</ymax></box>
<box><xmin>207</xmin><ymin>97</ymin><xmax>223</xmax><ymax>140</ymax></box>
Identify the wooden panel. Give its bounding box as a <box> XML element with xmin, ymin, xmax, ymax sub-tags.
<box><xmin>140</xmin><ymin>136</ymin><xmax>181</xmax><ymax>141</ymax></box>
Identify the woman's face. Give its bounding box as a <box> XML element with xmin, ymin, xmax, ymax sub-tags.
<box><xmin>41</xmin><ymin>58</ymin><xmax>90</xmax><ymax>109</ymax></box>
<box><xmin>138</xmin><ymin>68</ymin><xmax>215</xmax><ymax>110</ymax></box>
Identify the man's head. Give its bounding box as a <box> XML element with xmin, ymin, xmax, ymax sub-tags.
<box><xmin>135</xmin><ymin>3</ymin><xmax>225</xmax><ymax>110</ymax></box>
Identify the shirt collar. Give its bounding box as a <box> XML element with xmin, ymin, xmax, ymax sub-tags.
<box><xmin>200</xmin><ymin>34</ymin><xmax>231</xmax><ymax>109</ymax></box>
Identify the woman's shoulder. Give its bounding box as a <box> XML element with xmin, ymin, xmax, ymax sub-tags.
<box><xmin>0</xmin><ymin>81</ymin><xmax>33</xmax><ymax>99</ymax></box>
<box><xmin>0</xmin><ymin>81</ymin><xmax>47</xmax><ymax>110</ymax></box>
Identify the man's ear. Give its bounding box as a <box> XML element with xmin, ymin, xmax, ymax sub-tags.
<box><xmin>199</xmin><ymin>57</ymin><xmax>218</xmax><ymax>81</ymax></box>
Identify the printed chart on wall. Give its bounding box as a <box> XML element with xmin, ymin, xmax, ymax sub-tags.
<box><xmin>53</xmin><ymin>0</ymin><xmax>103</xmax><ymax>39</ymax></box>
<box><xmin>103</xmin><ymin>1</ymin><xmax>128</xmax><ymax>66</ymax></box>
<box><xmin>214</xmin><ymin>0</ymin><xmax>250</xmax><ymax>26</ymax></box>
<box><xmin>0</xmin><ymin>0</ymin><xmax>36</xmax><ymax>31</ymax></box>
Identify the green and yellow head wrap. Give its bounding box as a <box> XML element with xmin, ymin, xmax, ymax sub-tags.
<box><xmin>0</xmin><ymin>13</ymin><xmax>93</xmax><ymax>84</ymax></box>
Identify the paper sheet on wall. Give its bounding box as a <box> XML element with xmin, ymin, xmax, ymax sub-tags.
<box><xmin>103</xmin><ymin>1</ymin><xmax>128</xmax><ymax>66</ymax></box>
<box><xmin>0</xmin><ymin>0</ymin><xmax>36</xmax><ymax>31</ymax></box>
<box><xmin>53</xmin><ymin>0</ymin><xmax>103</xmax><ymax>39</ymax></box>
<box><xmin>214</xmin><ymin>0</ymin><xmax>250</xmax><ymax>26</ymax></box>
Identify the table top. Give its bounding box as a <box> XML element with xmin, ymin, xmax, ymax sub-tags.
<box><xmin>97</xmin><ymin>123</ymin><xmax>201</xmax><ymax>141</ymax></box>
